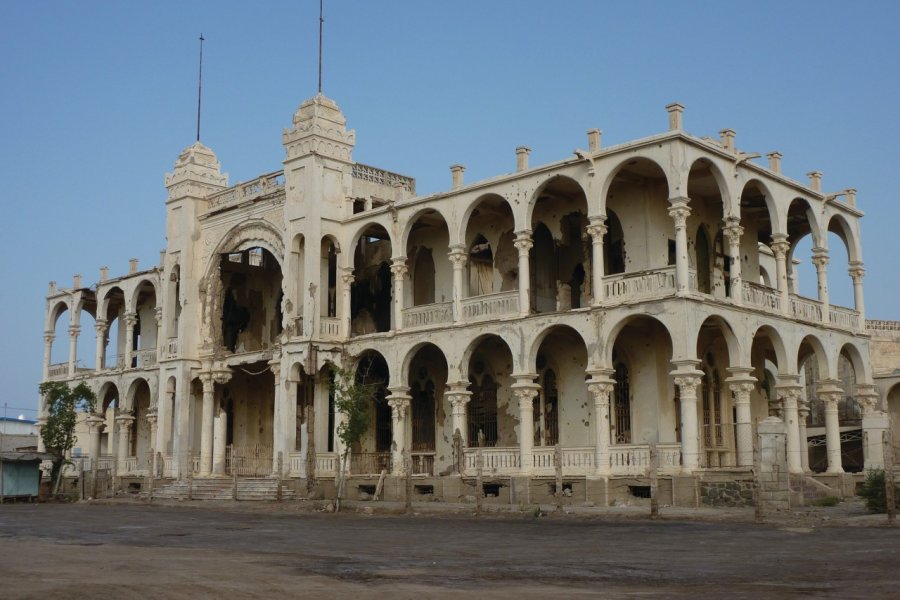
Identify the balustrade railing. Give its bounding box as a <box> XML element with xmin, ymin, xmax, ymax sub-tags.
<box><xmin>867</xmin><ymin>319</ymin><xmax>900</xmax><ymax>332</ymax></box>
<box><xmin>47</xmin><ymin>363</ymin><xmax>68</xmax><ymax>380</ymax></box>
<box><xmin>742</xmin><ymin>281</ymin><xmax>781</xmax><ymax>312</ymax></box>
<box><xmin>136</xmin><ymin>349</ymin><xmax>157</xmax><ymax>369</ymax></box>
<box><xmin>403</xmin><ymin>302</ymin><xmax>452</xmax><ymax>329</ymax></box>
<box><xmin>790</xmin><ymin>294</ymin><xmax>823</xmax><ymax>323</ymax></box>
<box><xmin>604</xmin><ymin>266</ymin><xmax>677</xmax><ymax>302</ymax></box>
<box><xmin>207</xmin><ymin>171</ymin><xmax>285</xmax><ymax>211</ymax></box>
<box><xmin>316</xmin><ymin>452</ymin><xmax>338</xmax><ymax>476</ymax></box>
<box><xmin>410</xmin><ymin>452</ymin><xmax>435</xmax><ymax>476</ymax></box>
<box><xmin>351</xmin><ymin>163</ymin><xmax>415</xmax><ymax>194</ymax></box>
<box><xmin>288</xmin><ymin>451</ymin><xmax>305</xmax><ymax>477</ymax></box>
<box><xmin>532</xmin><ymin>447</ymin><xmax>595</xmax><ymax>475</ymax></box>
<box><xmin>608</xmin><ymin>444</ymin><xmax>681</xmax><ymax>474</ymax></box>
<box><xmin>461</xmin><ymin>290</ymin><xmax>518</xmax><ymax>322</ymax></box>
<box><xmin>350</xmin><ymin>451</ymin><xmax>392</xmax><ymax>475</ymax></box>
<box><xmin>319</xmin><ymin>317</ymin><xmax>341</xmax><ymax>338</ymax></box>
<box><xmin>829</xmin><ymin>305</ymin><xmax>860</xmax><ymax>330</ymax></box>
<box><xmin>463</xmin><ymin>447</ymin><xmax>520</xmax><ymax>475</ymax></box>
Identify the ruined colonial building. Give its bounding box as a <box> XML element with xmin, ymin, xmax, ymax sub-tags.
<box><xmin>40</xmin><ymin>95</ymin><xmax>894</xmax><ymax>503</ymax></box>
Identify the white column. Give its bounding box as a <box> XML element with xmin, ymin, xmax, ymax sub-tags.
<box><xmin>42</xmin><ymin>332</ymin><xmax>54</xmax><ymax>381</ymax></box>
<box><xmin>512</xmin><ymin>377</ymin><xmax>539</xmax><ymax>475</ymax></box>
<box><xmin>391</xmin><ymin>258</ymin><xmax>408</xmax><ymax>331</ymax></box>
<box><xmin>849</xmin><ymin>262</ymin><xmax>866</xmax><ymax>326</ymax></box>
<box><xmin>586</xmin><ymin>216</ymin><xmax>607</xmax><ymax>306</ymax></box>
<box><xmin>94</xmin><ymin>319</ymin><xmax>108</xmax><ymax>370</ymax></box>
<box><xmin>270</xmin><ymin>359</ymin><xmax>283</xmax><ymax>476</ymax></box>
<box><xmin>857</xmin><ymin>386</ymin><xmax>886</xmax><ymax>470</ymax></box>
<box><xmin>146</xmin><ymin>410</ymin><xmax>158</xmax><ymax>473</ymax></box>
<box><xmin>67</xmin><ymin>325</ymin><xmax>80</xmax><ymax>377</ymax></box>
<box><xmin>668</xmin><ymin>198</ymin><xmax>691</xmax><ymax>295</ymax></box>
<box><xmin>818</xmin><ymin>382</ymin><xmax>844</xmax><ymax>473</ymax></box>
<box><xmin>387</xmin><ymin>388</ymin><xmax>411</xmax><ymax>475</ymax></box>
<box><xmin>446</xmin><ymin>383</ymin><xmax>472</xmax><ymax>445</ymax></box>
<box><xmin>116</xmin><ymin>414</ymin><xmax>134</xmax><ymax>473</ymax></box>
<box><xmin>448</xmin><ymin>245</ymin><xmax>467</xmax><ymax>323</ymax></box>
<box><xmin>726</xmin><ymin>369</ymin><xmax>756</xmax><ymax>468</ymax></box>
<box><xmin>87</xmin><ymin>415</ymin><xmax>105</xmax><ymax>468</ymax></box>
<box><xmin>587</xmin><ymin>374</ymin><xmax>614</xmax><ymax>475</ymax></box>
<box><xmin>777</xmin><ymin>383</ymin><xmax>803</xmax><ymax>474</ymax></box>
<box><xmin>199</xmin><ymin>372</ymin><xmax>215</xmax><ymax>476</ymax></box>
<box><xmin>812</xmin><ymin>248</ymin><xmax>830</xmax><ymax>324</ymax></box>
<box><xmin>514</xmin><ymin>231</ymin><xmax>533</xmax><ymax>317</ymax></box>
<box><xmin>340</xmin><ymin>267</ymin><xmax>354</xmax><ymax>337</ymax></box>
<box><xmin>673</xmin><ymin>369</ymin><xmax>703</xmax><ymax>471</ymax></box>
<box><xmin>771</xmin><ymin>234</ymin><xmax>791</xmax><ymax>314</ymax></box>
<box><xmin>212</xmin><ymin>407</ymin><xmax>227</xmax><ymax>475</ymax></box>
<box><xmin>156</xmin><ymin>386</ymin><xmax>173</xmax><ymax>457</ymax></box>
<box><xmin>798</xmin><ymin>399</ymin><xmax>811</xmax><ymax>473</ymax></box>
<box><xmin>723</xmin><ymin>220</ymin><xmax>743</xmax><ymax>305</ymax></box>
<box><xmin>123</xmin><ymin>312</ymin><xmax>137</xmax><ymax>369</ymax></box>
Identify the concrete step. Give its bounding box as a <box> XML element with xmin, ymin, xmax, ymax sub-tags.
<box><xmin>147</xmin><ymin>477</ymin><xmax>295</xmax><ymax>501</ymax></box>
<box><xmin>789</xmin><ymin>474</ymin><xmax>839</xmax><ymax>501</ymax></box>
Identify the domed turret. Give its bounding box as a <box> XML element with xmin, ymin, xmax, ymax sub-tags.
<box><xmin>282</xmin><ymin>94</ymin><xmax>355</xmax><ymax>163</ymax></box>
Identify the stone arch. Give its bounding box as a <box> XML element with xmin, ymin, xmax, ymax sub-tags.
<box><xmin>350</xmin><ymin>347</ymin><xmax>393</xmax><ymax>385</ymax></box>
<box><xmin>688</xmin><ymin>157</ymin><xmax>732</xmax><ymax>216</ymax></box>
<box><xmin>98</xmin><ymin>380</ymin><xmax>121</xmax><ymax>412</ymax></box>
<box><xmin>692</xmin><ymin>315</ymin><xmax>743</xmax><ymax>367</ymax></box>
<box><xmin>128</xmin><ymin>277</ymin><xmax>159</xmax><ymax>314</ymax></box>
<box><xmin>47</xmin><ymin>299</ymin><xmax>70</xmax><ymax>332</ymax></box>
<box><xmin>825</xmin><ymin>213</ymin><xmax>861</xmax><ymax>264</ymax></box>
<box><xmin>605</xmin><ymin>314</ymin><xmax>675</xmax><ymax>366</ymax></box>
<box><xmin>525</xmin><ymin>174</ymin><xmax>589</xmax><ymax>228</ymax></box>
<box><xmin>401</xmin><ymin>206</ymin><xmax>451</xmax><ymax>254</ymax></box>
<box><xmin>460</xmin><ymin>333</ymin><xmax>518</xmax><ymax>379</ymax></box>
<box><xmin>400</xmin><ymin>341</ymin><xmax>450</xmax><ymax>383</ymax></box>
<box><xmin>458</xmin><ymin>192</ymin><xmax>514</xmax><ymax>247</ymax></box>
<box><xmin>205</xmin><ymin>219</ymin><xmax>285</xmax><ymax>280</ymax></box>
<box><xmin>838</xmin><ymin>342</ymin><xmax>871</xmax><ymax>385</ymax></box>
<box><xmin>796</xmin><ymin>334</ymin><xmax>832</xmax><ymax>379</ymax></box>
<box><xmin>599</xmin><ymin>155</ymin><xmax>670</xmax><ymax>214</ymax></box>
<box><xmin>526</xmin><ymin>323</ymin><xmax>590</xmax><ymax>371</ymax></box>
<box><xmin>750</xmin><ymin>324</ymin><xmax>789</xmax><ymax>374</ymax></box>
<box><xmin>785</xmin><ymin>197</ymin><xmax>823</xmax><ymax>248</ymax></box>
<box><xmin>739</xmin><ymin>179</ymin><xmax>781</xmax><ymax>235</ymax></box>
<box><xmin>124</xmin><ymin>376</ymin><xmax>151</xmax><ymax>411</ymax></box>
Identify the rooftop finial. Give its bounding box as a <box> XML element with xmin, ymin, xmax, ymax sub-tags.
<box><xmin>196</xmin><ymin>34</ymin><xmax>205</xmax><ymax>142</ymax></box>
<box><xmin>318</xmin><ymin>0</ymin><xmax>324</xmax><ymax>94</ymax></box>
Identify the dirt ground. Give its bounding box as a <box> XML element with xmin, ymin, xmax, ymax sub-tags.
<box><xmin>0</xmin><ymin>499</ymin><xmax>897</xmax><ymax>599</ymax></box>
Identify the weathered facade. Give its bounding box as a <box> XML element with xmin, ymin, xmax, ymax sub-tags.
<box><xmin>40</xmin><ymin>95</ymin><xmax>892</xmax><ymax>502</ymax></box>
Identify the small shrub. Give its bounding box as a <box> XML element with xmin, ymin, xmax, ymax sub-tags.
<box><xmin>810</xmin><ymin>496</ymin><xmax>840</xmax><ymax>507</ymax></box>
<box><xmin>857</xmin><ymin>469</ymin><xmax>900</xmax><ymax>513</ymax></box>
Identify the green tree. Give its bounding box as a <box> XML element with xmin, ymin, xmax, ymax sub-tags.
<box><xmin>330</xmin><ymin>363</ymin><xmax>377</xmax><ymax>511</ymax></box>
<box><xmin>858</xmin><ymin>469</ymin><xmax>899</xmax><ymax>513</ymax></box>
<box><xmin>39</xmin><ymin>381</ymin><xmax>96</xmax><ymax>495</ymax></box>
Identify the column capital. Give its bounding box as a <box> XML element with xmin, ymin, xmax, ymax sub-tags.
<box><xmin>67</xmin><ymin>325</ymin><xmax>81</xmax><ymax>338</ymax></box>
<box><xmin>513</xmin><ymin>230</ymin><xmax>533</xmax><ymax>253</ymax></box>
<box><xmin>43</xmin><ymin>331</ymin><xmax>55</xmax><ymax>344</ymax></box>
<box><xmin>340</xmin><ymin>266</ymin><xmax>355</xmax><ymax>285</ymax></box>
<box><xmin>798</xmin><ymin>399</ymin><xmax>811</xmax><ymax>419</ymax></box>
<box><xmin>811</xmin><ymin>248</ymin><xmax>829</xmax><ymax>269</ymax></box>
<box><xmin>448</xmin><ymin>245</ymin><xmax>468</xmax><ymax>267</ymax></box>
<box><xmin>770</xmin><ymin>234</ymin><xmax>790</xmax><ymax>258</ymax></box>
<box><xmin>390</xmin><ymin>257</ymin><xmax>408</xmax><ymax>279</ymax></box>
<box><xmin>848</xmin><ymin>261</ymin><xmax>865</xmax><ymax>281</ymax></box>
<box><xmin>94</xmin><ymin>319</ymin><xmax>108</xmax><ymax>332</ymax></box>
<box><xmin>447</xmin><ymin>391</ymin><xmax>472</xmax><ymax>410</ymax></box>
<box><xmin>115</xmin><ymin>413</ymin><xmax>135</xmax><ymax>426</ymax></box>
<box><xmin>587</xmin><ymin>378</ymin><xmax>615</xmax><ymax>403</ymax></box>
<box><xmin>854</xmin><ymin>384</ymin><xmax>880</xmax><ymax>414</ymax></box>
<box><xmin>816</xmin><ymin>380</ymin><xmax>844</xmax><ymax>405</ymax></box>
<box><xmin>672</xmin><ymin>372</ymin><xmax>703</xmax><ymax>390</ymax></box>
<box><xmin>86</xmin><ymin>414</ymin><xmax>106</xmax><ymax>433</ymax></box>
<box><xmin>776</xmin><ymin>385</ymin><xmax>803</xmax><ymax>406</ymax></box>
<box><xmin>124</xmin><ymin>311</ymin><xmax>138</xmax><ymax>327</ymax></box>
<box><xmin>154</xmin><ymin>306</ymin><xmax>164</xmax><ymax>326</ymax></box>
<box><xmin>725</xmin><ymin>366</ymin><xmax>755</xmax><ymax>379</ymax></box>
<box><xmin>667</xmin><ymin>198</ymin><xmax>691</xmax><ymax>226</ymax></box>
<box><xmin>267</xmin><ymin>359</ymin><xmax>281</xmax><ymax>380</ymax></box>
<box><xmin>586</xmin><ymin>216</ymin><xmax>608</xmax><ymax>240</ymax></box>
<box><xmin>198</xmin><ymin>371</ymin><xmax>214</xmax><ymax>386</ymax></box>
<box><xmin>723</xmin><ymin>221</ymin><xmax>743</xmax><ymax>244</ymax></box>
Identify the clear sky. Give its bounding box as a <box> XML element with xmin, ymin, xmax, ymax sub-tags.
<box><xmin>2</xmin><ymin>1</ymin><xmax>898</xmax><ymax>418</ymax></box>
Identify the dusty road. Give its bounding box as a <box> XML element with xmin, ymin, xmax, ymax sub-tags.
<box><xmin>0</xmin><ymin>502</ymin><xmax>897</xmax><ymax>599</ymax></box>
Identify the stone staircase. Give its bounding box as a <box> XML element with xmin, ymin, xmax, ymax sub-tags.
<box><xmin>148</xmin><ymin>477</ymin><xmax>296</xmax><ymax>501</ymax></box>
<box><xmin>789</xmin><ymin>474</ymin><xmax>840</xmax><ymax>502</ymax></box>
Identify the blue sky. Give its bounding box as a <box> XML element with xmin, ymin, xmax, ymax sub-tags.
<box><xmin>2</xmin><ymin>1</ymin><xmax>898</xmax><ymax>417</ymax></box>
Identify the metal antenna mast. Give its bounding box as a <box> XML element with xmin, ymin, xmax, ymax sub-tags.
<box><xmin>196</xmin><ymin>34</ymin><xmax>205</xmax><ymax>142</ymax></box>
<box><xmin>318</xmin><ymin>0</ymin><xmax>324</xmax><ymax>94</ymax></box>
